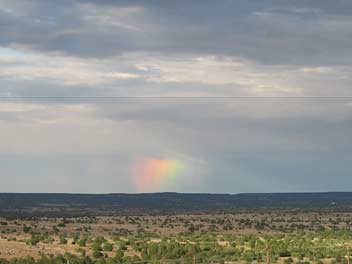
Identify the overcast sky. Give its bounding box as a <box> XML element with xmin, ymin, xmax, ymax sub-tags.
<box><xmin>0</xmin><ymin>0</ymin><xmax>352</xmax><ymax>193</ymax></box>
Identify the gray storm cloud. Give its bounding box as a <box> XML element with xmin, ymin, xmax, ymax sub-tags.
<box><xmin>0</xmin><ymin>0</ymin><xmax>351</xmax><ymax>193</ymax></box>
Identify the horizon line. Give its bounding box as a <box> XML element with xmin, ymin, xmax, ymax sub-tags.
<box><xmin>0</xmin><ymin>191</ymin><xmax>351</xmax><ymax>195</ymax></box>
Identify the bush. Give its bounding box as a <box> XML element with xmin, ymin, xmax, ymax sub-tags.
<box><xmin>92</xmin><ymin>250</ymin><xmax>103</xmax><ymax>259</ymax></box>
<box><xmin>23</xmin><ymin>226</ymin><xmax>31</xmax><ymax>233</ymax></box>
<box><xmin>78</xmin><ymin>238</ymin><xmax>87</xmax><ymax>247</ymax></box>
<box><xmin>284</xmin><ymin>257</ymin><xmax>293</xmax><ymax>264</ymax></box>
<box><xmin>103</xmin><ymin>242</ymin><xmax>113</xmax><ymax>251</ymax></box>
<box><xmin>59</xmin><ymin>236</ymin><xmax>68</xmax><ymax>244</ymax></box>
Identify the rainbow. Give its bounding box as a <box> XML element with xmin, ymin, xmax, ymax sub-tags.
<box><xmin>131</xmin><ymin>158</ymin><xmax>186</xmax><ymax>192</ymax></box>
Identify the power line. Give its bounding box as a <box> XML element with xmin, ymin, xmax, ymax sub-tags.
<box><xmin>0</xmin><ymin>96</ymin><xmax>351</xmax><ymax>100</ymax></box>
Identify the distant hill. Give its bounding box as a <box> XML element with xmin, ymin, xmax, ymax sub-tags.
<box><xmin>0</xmin><ymin>192</ymin><xmax>351</xmax><ymax>217</ymax></box>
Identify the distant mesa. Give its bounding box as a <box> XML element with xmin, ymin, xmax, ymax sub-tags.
<box><xmin>0</xmin><ymin>192</ymin><xmax>352</xmax><ymax>217</ymax></box>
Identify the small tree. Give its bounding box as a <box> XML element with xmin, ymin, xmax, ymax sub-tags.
<box><xmin>59</xmin><ymin>236</ymin><xmax>68</xmax><ymax>244</ymax></box>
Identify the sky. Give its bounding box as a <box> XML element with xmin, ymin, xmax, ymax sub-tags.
<box><xmin>0</xmin><ymin>0</ymin><xmax>352</xmax><ymax>193</ymax></box>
